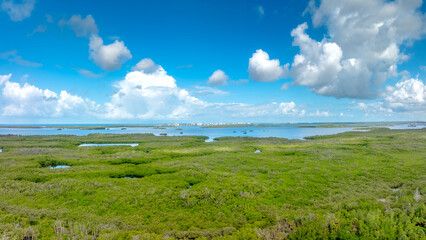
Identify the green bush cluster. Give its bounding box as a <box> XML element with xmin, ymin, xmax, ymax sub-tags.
<box><xmin>0</xmin><ymin>128</ymin><xmax>424</xmax><ymax>239</ymax></box>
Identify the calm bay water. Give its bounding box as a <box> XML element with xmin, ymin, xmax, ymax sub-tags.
<box><xmin>0</xmin><ymin>123</ymin><xmax>423</xmax><ymax>141</ymax></box>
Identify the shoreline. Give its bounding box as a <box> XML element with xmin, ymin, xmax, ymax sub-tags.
<box><xmin>0</xmin><ymin>121</ymin><xmax>424</xmax><ymax>129</ymax></box>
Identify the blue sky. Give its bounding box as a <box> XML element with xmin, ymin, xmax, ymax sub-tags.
<box><xmin>0</xmin><ymin>0</ymin><xmax>425</xmax><ymax>124</ymax></box>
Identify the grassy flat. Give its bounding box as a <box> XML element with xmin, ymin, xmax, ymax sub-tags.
<box><xmin>0</xmin><ymin>128</ymin><xmax>425</xmax><ymax>239</ymax></box>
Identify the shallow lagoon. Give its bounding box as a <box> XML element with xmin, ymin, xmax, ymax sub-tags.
<box><xmin>79</xmin><ymin>143</ymin><xmax>139</xmax><ymax>147</ymax></box>
<box><xmin>48</xmin><ymin>165</ymin><xmax>70</xmax><ymax>169</ymax></box>
<box><xmin>0</xmin><ymin>123</ymin><xmax>423</xmax><ymax>140</ymax></box>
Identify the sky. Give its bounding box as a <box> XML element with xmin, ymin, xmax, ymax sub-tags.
<box><xmin>0</xmin><ymin>0</ymin><xmax>425</xmax><ymax>124</ymax></box>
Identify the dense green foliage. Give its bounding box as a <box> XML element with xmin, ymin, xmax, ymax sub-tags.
<box><xmin>0</xmin><ymin>128</ymin><xmax>425</xmax><ymax>239</ymax></box>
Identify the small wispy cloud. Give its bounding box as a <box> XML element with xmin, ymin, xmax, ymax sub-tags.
<box><xmin>307</xmin><ymin>110</ymin><xmax>333</xmax><ymax>117</ymax></box>
<box><xmin>257</xmin><ymin>5</ymin><xmax>265</xmax><ymax>16</ymax></box>
<box><xmin>45</xmin><ymin>14</ymin><xmax>53</xmax><ymax>23</ymax></box>
<box><xmin>59</xmin><ymin>14</ymin><xmax>98</xmax><ymax>38</ymax></box>
<box><xmin>108</xmin><ymin>36</ymin><xmax>120</xmax><ymax>41</ymax></box>
<box><xmin>280</xmin><ymin>82</ymin><xmax>290</xmax><ymax>91</ymax></box>
<box><xmin>27</xmin><ymin>24</ymin><xmax>47</xmax><ymax>36</ymax></box>
<box><xmin>190</xmin><ymin>86</ymin><xmax>229</xmax><ymax>97</ymax></box>
<box><xmin>27</xmin><ymin>14</ymin><xmax>54</xmax><ymax>37</ymax></box>
<box><xmin>177</xmin><ymin>64</ymin><xmax>193</xmax><ymax>69</ymax></box>
<box><xmin>1</xmin><ymin>0</ymin><xmax>35</xmax><ymax>22</ymax></box>
<box><xmin>77</xmin><ymin>69</ymin><xmax>103</xmax><ymax>78</ymax></box>
<box><xmin>0</xmin><ymin>50</ymin><xmax>42</xmax><ymax>67</ymax></box>
<box><xmin>229</xmin><ymin>79</ymin><xmax>248</xmax><ymax>85</ymax></box>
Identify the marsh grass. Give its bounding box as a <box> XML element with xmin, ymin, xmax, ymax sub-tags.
<box><xmin>0</xmin><ymin>129</ymin><xmax>425</xmax><ymax>239</ymax></box>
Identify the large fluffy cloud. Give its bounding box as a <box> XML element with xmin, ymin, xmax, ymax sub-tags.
<box><xmin>207</xmin><ymin>70</ymin><xmax>229</xmax><ymax>86</ymax></box>
<box><xmin>0</xmin><ymin>74</ymin><xmax>98</xmax><ymax>117</ymax></box>
<box><xmin>383</xmin><ymin>78</ymin><xmax>426</xmax><ymax>112</ymax></box>
<box><xmin>248</xmin><ymin>49</ymin><xmax>287</xmax><ymax>82</ymax></box>
<box><xmin>1</xmin><ymin>0</ymin><xmax>35</xmax><ymax>21</ymax></box>
<box><xmin>357</xmin><ymin>78</ymin><xmax>426</xmax><ymax>116</ymax></box>
<box><xmin>288</xmin><ymin>0</ymin><xmax>425</xmax><ymax>99</ymax></box>
<box><xmin>100</xmin><ymin>64</ymin><xmax>205</xmax><ymax>120</ymax></box>
<box><xmin>60</xmin><ymin>14</ymin><xmax>132</xmax><ymax>71</ymax></box>
<box><xmin>290</xmin><ymin>23</ymin><xmax>375</xmax><ymax>98</ymax></box>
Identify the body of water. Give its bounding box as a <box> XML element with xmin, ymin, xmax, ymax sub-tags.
<box><xmin>48</xmin><ymin>165</ymin><xmax>70</xmax><ymax>169</ymax></box>
<box><xmin>0</xmin><ymin>123</ymin><xmax>423</xmax><ymax>141</ymax></box>
<box><xmin>79</xmin><ymin>143</ymin><xmax>139</xmax><ymax>147</ymax></box>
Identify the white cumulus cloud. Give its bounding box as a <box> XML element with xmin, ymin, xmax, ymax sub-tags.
<box><xmin>92</xmin><ymin>61</ymin><xmax>311</xmax><ymax>121</ymax></box>
<box><xmin>207</xmin><ymin>70</ymin><xmax>229</xmax><ymax>86</ymax></box>
<box><xmin>279</xmin><ymin>102</ymin><xmax>298</xmax><ymax>115</ymax></box>
<box><xmin>1</xmin><ymin>0</ymin><xmax>35</xmax><ymax>21</ymax></box>
<box><xmin>0</xmin><ymin>74</ymin><xmax>98</xmax><ymax>117</ymax></box>
<box><xmin>0</xmin><ymin>62</ymin><xmax>334</xmax><ymax>122</ymax></box>
<box><xmin>248</xmin><ymin>49</ymin><xmax>287</xmax><ymax>82</ymax></box>
<box><xmin>357</xmin><ymin>78</ymin><xmax>426</xmax><ymax>117</ymax></box>
<box><xmin>289</xmin><ymin>0</ymin><xmax>425</xmax><ymax>99</ymax></box>
<box><xmin>101</xmin><ymin>64</ymin><xmax>205</xmax><ymax>120</ymax></box>
<box><xmin>60</xmin><ymin>14</ymin><xmax>131</xmax><ymax>71</ymax></box>
<box><xmin>383</xmin><ymin>78</ymin><xmax>426</xmax><ymax>112</ymax></box>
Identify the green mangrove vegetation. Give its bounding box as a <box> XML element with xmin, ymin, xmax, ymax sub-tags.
<box><xmin>0</xmin><ymin>128</ymin><xmax>425</xmax><ymax>239</ymax></box>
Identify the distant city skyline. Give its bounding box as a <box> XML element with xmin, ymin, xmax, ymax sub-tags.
<box><xmin>0</xmin><ymin>0</ymin><xmax>425</xmax><ymax>124</ymax></box>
